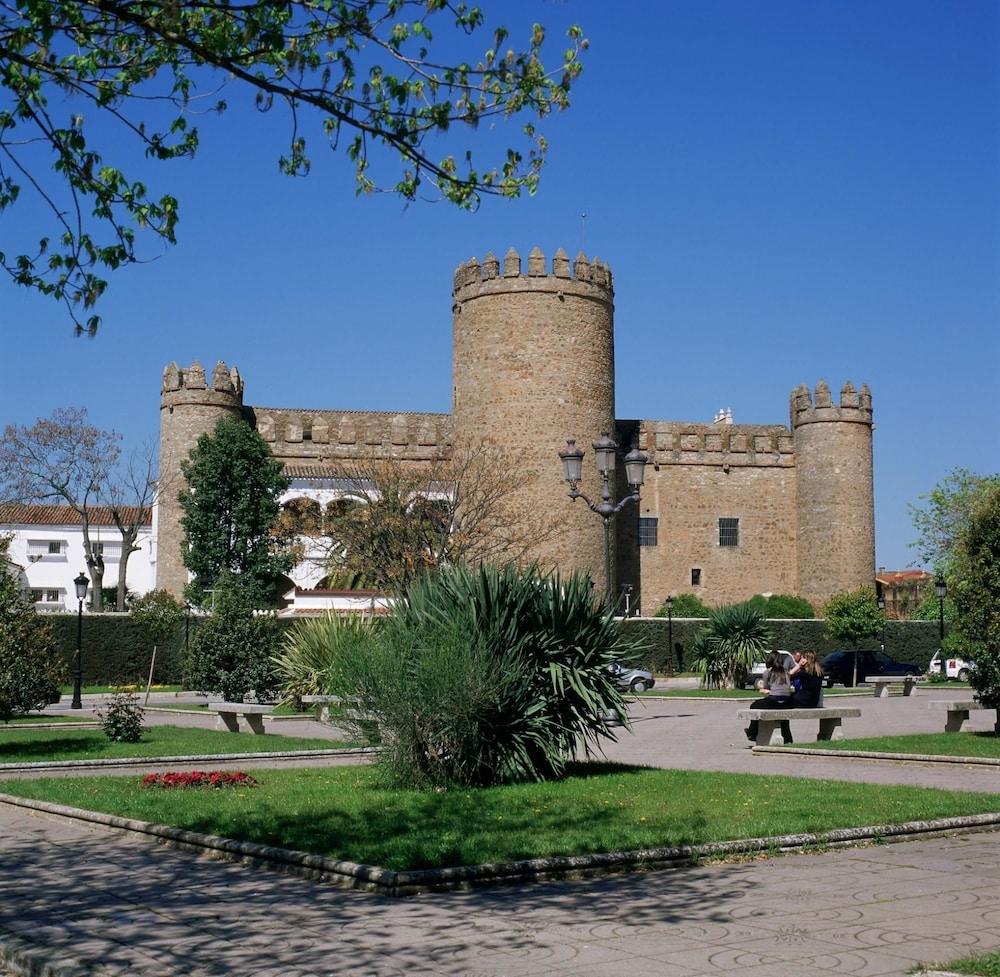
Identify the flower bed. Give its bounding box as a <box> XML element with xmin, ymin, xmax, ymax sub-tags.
<box><xmin>140</xmin><ymin>770</ymin><xmax>258</xmax><ymax>790</ymax></box>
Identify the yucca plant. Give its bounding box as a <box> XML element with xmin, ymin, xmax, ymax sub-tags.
<box><xmin>700</xmin><ymin>603</ymin><xmax>771</xmax><ymax>689</ymax></box>
<box><xmin>689</xmin><ymin>628</ymin><xmax>725</xmax><ymax>690</ymax></box>
<box><xmin>336</xmin><ymin>563</ymin><xmax>643</xmax><ymax>787</ymax></box>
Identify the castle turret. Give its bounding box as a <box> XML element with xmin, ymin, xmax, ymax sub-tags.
<box><xmin>158</xmin><ymin>360</ymin><xmax>245</xmax><ymax>597</ymax></box>
<box><xmin>451</xmin><ymin>246</ymin><xmax>616</xmax><ymax>590</ymax></box>
<box><xmin>792</xmin><ymin>380</ymin><xmax>875</xmax><ymax>609</ymax></box>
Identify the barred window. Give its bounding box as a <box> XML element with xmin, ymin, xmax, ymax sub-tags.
<box><xmin>638</xmin><ymin>517</ymin><xmax>658</xmax><ymax>547</ymax></box>
<box><xmin>719</xmin><ymin>517</ymin><xmax>739</xmax><ymax>547</ymax></box>
<box><xmin>691</xmin><ymin>568</ymin><xmax>701</xmax><ymax>586</ymax></box>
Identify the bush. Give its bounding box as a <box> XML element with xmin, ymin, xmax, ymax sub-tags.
<box><xmin>273</xmin><ymin>613</ymin><xmax>380</xmax><ymax>702</ymax></box>
<box><xmin>654</xmin><ymin>593</ymin><xmax>710</xmax><ymax>618</ymax></box>
<box><xmin>183</xmin><ymin>580</ymin><xmax>283</xmax><ymax>702</ymax></box>
<box><xmin>824</xmin><ymin>587</ymin><xmax>884</xmax><ymax>646</ymax></box>
<box><xmin>332</xmin><ymin>564</ymin><xmax>640</xmax><ymax>788</ymax></box>
<box><xmin>745</xmin><ymin>594</ymin><xmax>815</xmax><ymax>619</ymax></box>
<box><xmin>97</xmin><ymin>689</ymin><xmax>144</xmax><ymax>742</ymax></box>
<box><xmin>0</xmin><ymin>559</ymin><xmax>64</xmax><ymax>721</ymax></box>
<box><xmin>688</xmin><ymin>603</ymin><xmax>770</xmax><ymax>689</ymax></box>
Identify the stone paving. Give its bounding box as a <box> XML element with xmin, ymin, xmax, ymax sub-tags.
<box><xmin>2</xmin><ymin>687</ymin><xmax>1000</xmax><ymax>976</ymax></box>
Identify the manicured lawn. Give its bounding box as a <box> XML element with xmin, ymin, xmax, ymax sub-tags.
<box><xmin>3</xmin><ymin>764</ymin><xmax>999</xmax><ymax>872</ymax></box>
<box><xmin>792</xmin><ymin>731</ymin><xmax>1000</xmax><ymax>758</ymax></box>
<box><xmin>928</xmin><ymin>950</ymin><xmax>1000</xmax><ymax>976</ymax></box>
<box><xmin>152</xmin><ymin>703</ymin><xmax>304</xmax><ymax>717</ymax></box>
<box><xmin>0</xmin><ymin>725</ymin><xmax>356</xmax><ymax>763</ymax></box>
<box><xmin>57</xmin><ymin>684</ymin><xmax>184</xmax><ymax>695</ymax></box>
<box><xmin>2</xmin><ymin>715</ymin><xmax>96</xmax><ymax>725</ymax></box>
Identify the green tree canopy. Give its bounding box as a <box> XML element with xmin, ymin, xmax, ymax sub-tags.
<box><xmin>654</xmin><ymin>593</ymin><xmax>710</xmax><ymax>618</ymax></box>
<box><xmin>823</xmin><ymin>587</ymin><xmax>883</xmax><ymax>647</ymax></box>
<box><xmin>0</xmin><ymin>1</ymin><xmax>586</xmax><ymax>334</ymax></box>
<box><xmin>179</xmin><ymin>416</ymin><xmax>292</xmax><ymax>607</ymax></box>
<box><xmin>745</xmin><ymin>593</ymin><xmax>816</xmax><ymax>619</ymax></box>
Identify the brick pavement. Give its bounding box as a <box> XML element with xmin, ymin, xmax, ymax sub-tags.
<box><xmin>2</xmin><ymin>688</ymin><xmax>999</xmax><ymax>976</ymax></box>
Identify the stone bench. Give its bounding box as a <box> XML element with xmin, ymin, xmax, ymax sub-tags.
<box><xmin>930</xmin><ymin>699</ymin><xmax>986</xmax><ymax>733</ymax></box>
<box><xmin>206</xmin><ymin>702</ymin><xmax>274</xmax><ymax>734</ymax></box>
<box><xmin>300</xmin><ymin>695</ymin><xmax>362</xmax><ymax>722</ymax></box>
<box><xmin>736</xmin><ymin>707</ymin><xmax>862</xmax><ymax>747</ymax></box>
<box><xmin>869</xmin><ymin>676</ymin><xmax>918</xmax><ymax>698</ymax></box>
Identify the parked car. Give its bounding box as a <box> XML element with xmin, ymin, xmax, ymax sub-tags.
<box><xmin>821</xmin><ymin>650</ymin><xmax>920</xmax><ymax>688</ymax></box>
<box><xmin>928</xmin><ymin>652</ymin><xmax>974</xmax><ymax>682</ymax></box>
<box><xmin>607</xmin><ymin>663</ymin><xmax>655</xmax><ymax>693</ymax></box>
<box><xmin>744</xmin><ymin>651</ymin><xmax>796</xmax><ymax>689</ymax></box>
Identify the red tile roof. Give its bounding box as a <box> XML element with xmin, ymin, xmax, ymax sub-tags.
<box><xmin>875</xmin><ymin>569</ymin><xmax>933</xmax><ymax>585</ymax></box>
<box><xmin>0</xmin><ymin>502</ymin><xmax>151</xmax><ymax>528</ymax></box>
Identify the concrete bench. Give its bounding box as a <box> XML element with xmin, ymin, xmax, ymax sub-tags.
<box><xmin>300</xmin><ymin>695</ymin><xmax>361</xmax><ymax>722</ymax></box>
<box><xmin>869</xmin><ymin>676</ymin><xmax>918</xmax><ymax>698</ymax></box>
<box><xmin>930</xmin><ymin>699</ymin><xmax>986</xmax><ymax>733</ymax></box>
<box><xmin>207</xmin><ymin>701</ymin><xmax>274</xmax><ymax>734</ymax></box>
<box><xmin>737</xmin><ymin>707</ymin><xmax>862</xmax><ymax>747</ymax></box>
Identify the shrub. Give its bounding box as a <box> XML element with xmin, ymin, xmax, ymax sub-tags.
<box><xmin>131</xmin><ymin>590</ymin><xmax>185</xmax><ymax>698</ymax></box>
<box><xmin>655</xmin><ymin>593</ymin><xmax>710</xmax><ymax>618</ymax></box>
<box><xmin>273</xmin><ymin>612</ymin><xmax>380</xmax><ymax>702</ymax></box>
<box><xmin>689</xmin><ymin>603</ymin><xmax>771</xmax><ymax>689</ymax></box>
<box><xmin>333</xmin><ymin>564</ymin><xmax>640</xmax><ymax>788</ymax></box>
<box><xmin>141</xmin><ymin>770</ymin><xmax>258</xmax><ymax>789</ymax></box>
<box><xmin>97</xmin><ymin>689</ymin><xmax>144</xmax><ymax>742</ymax></box>
<box><xmin>183</xmin><ymin>579</ymin><xmax>283</xmax><ymax>702</ymax></box>
<box><xmin>0</xmin><ymin>555</ymin><xmax>64</xmax><ymax>721</ymax></box>
<box><xmin>745</xmin><ymin>594</ymin><xmax>816</xmax><ymax>619</ymax></box>
<box><xmin>824</xmin><ymin>587</ymin><xmax>883</xmax><ymax>646</ymax></box>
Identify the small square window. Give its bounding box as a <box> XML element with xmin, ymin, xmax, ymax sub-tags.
<box><xmin>691</xmin><ymin>568</ymin><xmax>701</xmax><ymax>587</ymax></box>
<box><xmin>638</xmin><ymin>517</ymin><xmax>658</xmax><ymax>547</ymax></box>
<box><xmin>719</xmin><ymin>517</ymin><xmax>739</xmax><ymax>547</ymax></box>
<box><xmin>47</xmin><ymin>541</ymin><xmax>61</xmax><ymax>554</ymax></box>
<box><xmin>45</xmin><ymin>590</ymin><xmax>60</xmax><ymax>603</ymax></box>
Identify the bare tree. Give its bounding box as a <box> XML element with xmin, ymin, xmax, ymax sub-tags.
<box><xmin>0</xmin><ymin>408</ymin><xmax>120</xmax><ymax>610</ymax></box>
<box><xmin>312</xmin><ymin>441</ymin><xmax>566</xmax><ymax>594</ymax></box>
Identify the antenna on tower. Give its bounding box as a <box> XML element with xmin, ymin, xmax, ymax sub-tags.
<box><xmin>581</xmin><ymin>212</ymin><xmax>588</xmax><ymax>251</ymax></box>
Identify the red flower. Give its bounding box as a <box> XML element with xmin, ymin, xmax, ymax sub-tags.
<box><xmin>140</xmin><ymin>770</ymin><xmax>259</xmax><ymax>790</ymax></box>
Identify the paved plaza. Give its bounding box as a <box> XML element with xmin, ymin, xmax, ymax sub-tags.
<box><xmin>2</xmin><ymin>688</ymin><xmax>1000</xmax><ymax>976</ymax></box>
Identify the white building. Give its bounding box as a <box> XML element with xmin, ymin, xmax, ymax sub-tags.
<box><xmin>0</xmin><ymin>503</ymin><xmax>155</xmax><ymax>611</ymax></box>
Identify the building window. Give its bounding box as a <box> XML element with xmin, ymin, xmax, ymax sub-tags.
<box><xmin>638</xmin><ymin>517</ymin><xmax>658</xmax><ymax>547</ymax></box>
<box><xmin>29</xmin><ymin>589</ymin><xmax>43</xmax><ymax>603</ymax></box>
<box><xmin>47</xmin><ymin>541</ymin><xmax>61</xmax><ymax>555</ymax></box>
<box><xmin>691</xmin><ymin>568</ymin><xmax>701</xmax><ymax>586</ymax></box>
<box><xmin>719</xmin><ymin>517</ymin><xmax>739</xmax><ymax>547</ymax></box>
<box><xmin>45</xmin><ymin>590</ymin><xmax>60</xmax><ymax>603</ymax></box>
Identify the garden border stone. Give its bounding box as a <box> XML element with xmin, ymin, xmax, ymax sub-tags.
<box><xmin>2</xmin><ymin>790</ymin><xmax>999</xmax><ymax>897</ymax></box>
<box><xmin>754</xmin><ymin>745</ymin><xmax>1000</xmax><ymax>766</ymax></box>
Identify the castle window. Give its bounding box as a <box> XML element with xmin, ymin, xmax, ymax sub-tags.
<box><xmin>691</xmin><ymin>568</ymin><xmax>701</xmax><ymax>586</ymax></box>
<box><xmin>719</xmin><ymin>517</ymin><xmax>739</xmax><ymax>547</ymax></box>
<box><xmin>638</xmin><ymin>517</ymin><xmax>658</xmax><ymax>547</ymax></box>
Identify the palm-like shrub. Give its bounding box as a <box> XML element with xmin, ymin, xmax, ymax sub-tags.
<box><xmin>333</xmin><ymin>563</ymin><xmax>640</xmax><ymax>787</ymax></box>
<box><xmin>690</xmin><ymin>603</ymin><xmax>771</xmax><ymax>689</ymax></box>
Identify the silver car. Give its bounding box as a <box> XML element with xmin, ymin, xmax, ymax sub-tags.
<box><xmin>608</xmin><ymin>663</ymin><xmax>655</xmax><ymax>693</ymax></box>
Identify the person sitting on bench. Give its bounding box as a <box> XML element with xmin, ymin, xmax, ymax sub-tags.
<box><xmin>745</xmin><ymin>653</ymin><xmax>793</xmax><ymax>743</ymax></box>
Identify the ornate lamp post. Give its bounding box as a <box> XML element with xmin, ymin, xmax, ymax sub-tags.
<box><xmin>558</xmin><ymin>433</ymin><xmax>647</xmax><ymax>604</ymax></box>
<box><xmin>665</xmin><ymin>594</ymin><xmax>675</xmax><ymax>672</ymax></box>
<box><xmin>876</xmin><ymin>592</ymin><xmax>887</xmax><ymax>656</ymax></box>
<box><xmin>935</xmin><ymin>576</ymin><xmax>947</xmax><ymax>677</ymax></box>
<box><xmin>184</xmin><ymin>601</ymin><xmax>192</xmax><ymax>658</ymax></box>
<box><xmin>71</xmin><ymin>572</ymin><xmax>89</xmax><ymax>709</ymax></box>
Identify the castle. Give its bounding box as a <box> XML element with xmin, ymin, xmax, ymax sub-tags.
<box><xmin>158</xmin><ymin>246</ymin><xmax>875</xmax><ymax>614</ymax></box>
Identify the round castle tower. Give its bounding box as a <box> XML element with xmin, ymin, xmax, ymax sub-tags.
<box><xmin>452</xmin><ymin>246</ymin><xmax>616</xmax><ymax>591</ymax></box>
<box><xmin>158</xmin><ymin>360</ymin><xmax>245</xmax><ymax>597</ymax></box>
<box><xmin>791</xmin><ymin>380</ymin><xmax>875</xmax><ymax>609</ymax></box>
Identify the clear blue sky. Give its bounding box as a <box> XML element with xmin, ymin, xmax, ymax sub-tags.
<box><xmin>2</xmin><ymin>0</ymin><xmax>997</xmax><ymax>571</ymax></box>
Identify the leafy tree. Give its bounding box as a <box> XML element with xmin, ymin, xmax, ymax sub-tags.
<box><xmin>951</xmin><ymin>483</ymin><xmax>1000</xmax><ymax>731</ymax></box>
<box><xmin>824</xmin><ymin>586</ymin><xmax>884</xmax><ymax>686</ymax></box>
<box><xmin>689</xmin><ymin>603</ymin><xmax>770</xmax><ymax>689</ymax></box>
<box><xmin>317</xmin><ymin>442</ymin><xmax>562</xmax><ymax>595</ymax></box>
<box><xmin>0</xmin><ymin>407</ymin><xmax>119</xmax><ymax>609</ymax></box>
<box><xmin>909</xmin><ymin>468</ymin><xmax>1000</xmax><ymax>575</ymax></box>
<box><xmin>654</xmin><ymin>592</ymin><xmax>710</xmax><ymax>618</ymax></box>
<box><xmin>745</xmin><ymin>593</ymin><xmax>815</xmax><ymax>619</ymax></box>
<box><xmin>0</xmin><ymin>536</ymin><xmax>64</xmax><ymax>721</ymax></box>
<box><xmin>179</xmin><ymin>416</ymin><xmax>293</xmax><ymax>607</ymax></box>
<box><xmin>131</xmin><ymin>590</ymin><xmax>184</xmax><ymax>703</ymax></box>
<box><xmin>0</xmin><ymin>1</ymin><xmax>587</xmax><ymax>334</ymax></box>
<box><xmin>183</xmin><ymin>576</ymin><xmax>282</xmax><ymax>702</ymax></box>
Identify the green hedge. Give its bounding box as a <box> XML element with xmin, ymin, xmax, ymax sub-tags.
<box><xmin>45</xmin><ymin>614</ymin><xmax>298</xmax><ymax>686</ymax></box>
<box><xmin>618</xmin><ymin>617</ymin><xmax>942</xmax><ymax>675</ymax></box>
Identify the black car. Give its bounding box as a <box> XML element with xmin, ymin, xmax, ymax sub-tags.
<box><xmin>821</xmin><ymin>650</ymin><xmax>920</xmax><ymax>688</ymax></box>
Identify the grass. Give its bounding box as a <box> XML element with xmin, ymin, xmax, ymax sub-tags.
<box><xmin>151</xmin><ymin>703</ymin><xmax>304</xmax><ymax>717</ymax></box>
<box><xmin>923</xmin><ymin>950</ymin><xmax>1000</xmax><ymax>975</ymax></box>
<box><xmin>57</xmin><ymin>684</ymin><xmax>184</xmax><ymax>696</ymax></box>
<box><xmin>3</xmin><ymin>764</ymin><xmax>999</xmax><ymax>872</ymax></box>
<box><xmin>1</xmin><ymin>714</ymin><xmax>96</xmax><ymax>726</ymax></box>
<box><xmin>0</xmin><ymin>725</ymin><xmax>357</xmax><ymax>763</ymax></box>
<box><xmin>792</xmin><ymin>731</ymin><xmax>1000</xmax><ymax>758</ymax></box>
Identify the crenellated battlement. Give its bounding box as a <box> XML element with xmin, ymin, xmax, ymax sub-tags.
<box><xmin>640</xmin><ymin>421</ymin><xmax>795</xmax><ymax>468</ymax></box>
<box><xmin>161</xmin><ymin>360</ymin><xmax>244</xmax><ymax>405</ymax></box>
<box><xmin>452</xmin><ymin>246</ymin><xmax>614</xmax><ymax>304</ymax></box>
<box><xmin>789</xmin><ymin>380</ymin><xmax>872</xmax><ymax>428</ymax></box>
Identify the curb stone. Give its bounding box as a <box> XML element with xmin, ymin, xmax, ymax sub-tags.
<box><xmin>755</xmin><ymin>745</ymin><xmax>1000</xmax><ymax>766</ymax></box>
<box><xmin>2</xmin><ymin>791</ymin><xmax>1000</xmax><ymax>897</ymax></box>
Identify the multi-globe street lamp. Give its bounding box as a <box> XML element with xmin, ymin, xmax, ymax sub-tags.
<box><xmin>71</xmin><ymin>572</ymin><xmax>89</xmax><ymax>709</ymax></box>
<box><xmin>935</xmin><ymin>576</ymin><xmax>948</xmax><ymax>677</ymax></box>
<box><xmin>558</xmin><ymin>433</ymin><xmax>647</xmax><ymax>604</ymax></box>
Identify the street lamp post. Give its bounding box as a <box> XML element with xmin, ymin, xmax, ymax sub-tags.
<box><xmin>876</xmin><ymin>593</ymin><xmax>887</xmax><ymax>656</ymax></box>
<box><xmin>184</xmin><ymin>601</ymin><xmax>192</xmax><ymax>658</ymax></box>
<box><xmin>558</xmin><ymin>433</ymin><xmax>647</xmax><ymax>604</ymax></box>
<box><xmin>665</xmin><ymin>595</ymin><xmax>675</xmax><ymax>673</ymax></box>
<box><xmin>935</xmin><ymin>576</ymin><xmax>947</xmax><ymax>677</ymax></box>
<box><xmin>71</xmin><ymin>572</ymin><xmax>89</xmax><ymax>709</ymax></box>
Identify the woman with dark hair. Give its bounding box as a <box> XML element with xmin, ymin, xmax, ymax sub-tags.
<box><xmin>744</xmin><ymin>652</ymin><xmax>792</xmax><ymax>743</ymax></box>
